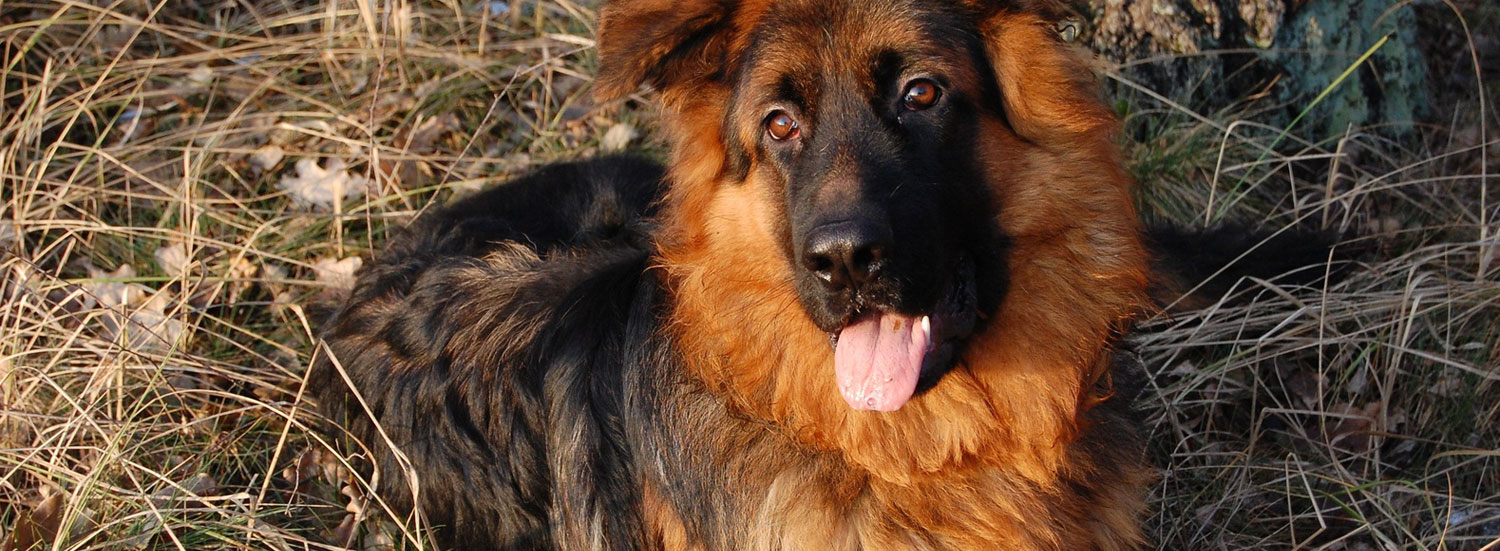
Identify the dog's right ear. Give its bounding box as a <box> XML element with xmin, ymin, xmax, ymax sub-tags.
<box><xmin>594</xmin><ymin>0</ymin><xmax>738</xmax><ymax>102</ymax></box>
<box><xmin>971</xmin><ymin>6</ymin><xmax>1113</xmax><ymax>143</ymax></box>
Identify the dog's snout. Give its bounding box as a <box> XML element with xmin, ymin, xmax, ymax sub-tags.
<box><xmin>801</xmin><ymin>220</ymin><xmax>891</xmax><ymax>289</ymax></box>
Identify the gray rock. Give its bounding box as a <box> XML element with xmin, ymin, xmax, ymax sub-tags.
<box><xmin>1082</xmin><ymin>0</ymin><xmax>1431</xmax><ymax>138</ymax></box>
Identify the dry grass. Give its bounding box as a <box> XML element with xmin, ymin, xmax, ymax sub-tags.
<box><xmin>0</xmin><ymin>1</ymin><xmax>1493</xmax><ymax>550</ymax></box>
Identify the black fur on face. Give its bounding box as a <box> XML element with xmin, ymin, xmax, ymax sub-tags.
<box><xmin>723</xmin><ymin>0</ymin><xmax>1011</xmax><ymax>361</ymax></box>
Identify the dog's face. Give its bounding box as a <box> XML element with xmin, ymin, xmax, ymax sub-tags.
<box><xmin>717</xmin><ymin>2</ymin><xmax>1009</xmax><ymax>411</ymax></box>
<box><xmin>597</xmin><ymin>0</ymin><xmax>1146</xmax><ymax>437</ymax></box>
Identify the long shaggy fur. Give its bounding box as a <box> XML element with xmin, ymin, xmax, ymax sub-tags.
<box><xmin>311</xmin><ymin>1</ymin><xmax>1171</xmax><ymax>549</ymax></box>
<box><xmin>313</xmin><ymin>158</ymin><xmax>664</xmax><ymax>549</ymax></box>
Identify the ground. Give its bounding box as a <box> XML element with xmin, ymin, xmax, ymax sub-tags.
<box><xmin>0</xmin><ymin>1</ymin><xmax>1495</xmax><ymax>550</ymax></box>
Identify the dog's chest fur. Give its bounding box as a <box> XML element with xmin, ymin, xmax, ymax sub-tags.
<box><xmin>627</xmin><ymin>305</ymin><xmax>1148</xmax><ymax>551</ymax></box>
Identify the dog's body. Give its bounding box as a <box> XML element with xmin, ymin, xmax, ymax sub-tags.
<box><xmin>314</xmin><ymin>1</ymin><xmax>1161</xmax><ymax>549</ymax></box>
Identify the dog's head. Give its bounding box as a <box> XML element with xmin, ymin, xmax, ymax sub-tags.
<box><xmin>599</xmin><ymin>0</ymin><xmax>1147</xmax><ymax>473</ymax></box>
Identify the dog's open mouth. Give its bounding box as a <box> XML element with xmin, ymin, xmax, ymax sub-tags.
<box><xmin>830</xmin><ymin>258</ymin><xmax>978</xmax><ymax>412</ymax></box>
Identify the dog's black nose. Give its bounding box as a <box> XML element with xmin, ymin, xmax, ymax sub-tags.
<box><xmin>802</xmin><ymin>220</ymin><xmax>891</xmax><ymax>289</ymax></box>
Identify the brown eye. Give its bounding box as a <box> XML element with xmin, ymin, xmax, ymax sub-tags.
<box><xmin>902</xmin><ymin>79</ymin><xmax>940</xmax><ymax>111</ymax></box>
<box><xmin>766</xmin><ymin>111</ymin><xmax>800</xmax><ymax>141</ymax></box>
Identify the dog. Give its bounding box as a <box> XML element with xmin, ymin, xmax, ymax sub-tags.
<box><xmin>313</xmin><ymin>0</ymin><xmax>1201</xmax><ymax>549</ymax></box>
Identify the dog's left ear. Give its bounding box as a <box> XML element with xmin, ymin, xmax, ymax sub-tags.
<box><xmin>594</xmin><ymin>0</ymin><xmax>739</xmax><ymax>101</ymax></box>
<box><xmin>970</xmin><ymin>4</ymin><xmax>1115</xmax><ymax>142</ymax></box>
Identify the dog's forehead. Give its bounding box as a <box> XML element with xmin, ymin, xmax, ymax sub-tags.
<box><xmin>747</xmin><ymin>0</ymin><xmax>971</xmax><ymax>75</ymax></box>
<box><xmin>758</xmin><ymin>0</ymin><xmax>920</xmax><ymax>47</ymax></box>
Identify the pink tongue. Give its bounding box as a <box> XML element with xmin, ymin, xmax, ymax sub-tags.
<box><xmin>834</xmin><ymin>313</ymin><xmax>930</xmax><ymax>411</ymax></box>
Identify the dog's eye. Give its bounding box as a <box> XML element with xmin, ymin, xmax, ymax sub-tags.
<box><xmin>765</xmin><ymin>111</ymin><xmax>800</xmax><ymax>141</ymax></box>
<box><xmin>901</xmin><ymin>79</ymin><xmax>941</xmax><ymax>111</ymax></box>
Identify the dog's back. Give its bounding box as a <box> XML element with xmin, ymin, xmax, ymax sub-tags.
<box><xmin>311</xmin><ymin>156</ymin><xmax>663</xmax><ymax>549</ymax></box>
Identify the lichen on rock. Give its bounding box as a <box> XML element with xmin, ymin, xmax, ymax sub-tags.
<box><xmin>1082</xmin><ymin>0</ymin><xmax>1431</xmax><ymax>138</ymax></box>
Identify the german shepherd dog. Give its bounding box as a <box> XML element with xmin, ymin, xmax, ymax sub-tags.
<box><xmin>313</xmin><ymin>0</ymin><xmax>1221</xmax><ymax>549</ymax></box>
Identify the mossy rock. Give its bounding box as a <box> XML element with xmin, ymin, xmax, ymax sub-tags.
<box><xmin>1270</xmin><ymin>0</ymin><xmax>1428</xmax><ymax>137</ymax></box>
<box><xmin>1081</xmin><ymin>0</ymin><xmax>1430</xmax><ymax>139</ymax></box>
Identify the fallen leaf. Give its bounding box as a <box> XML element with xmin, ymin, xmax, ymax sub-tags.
<box><xmin>250</xmin><ymin>145</ymin><xmax>285</xmax><ymax>172</ymax></box>
<box><xmin>502</xmin><ymin>152</ymin><xmax>531</xmax><ymax>171</ymax></box>
<box><xmin>278</xmin><ymin>158</ymin><xmax>371</xmax><ymax>210</ymax></box>
<box><xmin>79</xmin><ymin>262</ymin><xmax>187</xmax><ymax>352</ymax></box>
<box><xmin>242</xmin><ymin>518</ymin><xmax>291</xmax><ymax>549</ymax></box>
<box><xmin>378</xmin><ymin>114</ymin><xmax>462</xmax><ymax>188</ymax></box>
<box><xmin>154</xmin><ymin>243</ymin><xmax>189</xmax><ymax>274</ymax></box>
<box><xmin>260</xmin><ymin>262</ymin><xmax>290</xmax><ymax>296</ymax></box>
<box><xmin>99</xmin><ymin>24</ymin><xmax>136</xmax><ymax>55</ymax></box>
<box><xmin>119</xmin><ymin>474</ymin><xmax>220</xmax><ymax>549</ymax></box>
<box><xmin>252</xmin><ymin>380</ymin><xmax>293</xmax><ymax>402</ymax></box>
<box><xmin>84</xmin><ymin>263</ymin><xmax>148</xmax><ymax>309</ymax></box>
<box><xmin>319</xmin><ymin>450</ymin><xmax>350</xmax><ymax>487</ymax></box>
<box><xmin>333</xmin><ymin>483</ymin><xmax>369</xmax><ymax>549</ymax></box>
<box><xmin>2</xmin><ymin>492</ymin><xmax>94</xmax><ymax>551</ymax></box>
<box><xmin>1</xmin><ymin>493</ymin><xmax>60</xmax><ymax>551</ymax></box>
<box><xmin>1168</xmin><ymin>360</ymin><xmax>1198</xmax><ymax>377</ymax></box>
<box><xmin>1274</xmin><ymin>360</ymin><xmax>1326</xmax><ymax>410</ymax></box>
<box><xmin>169</xmin><ymin>372</ymin><xmax>201</xmax><ymax>391</ymax></box>
<box><xmin>404</xmin><ymin>114</ymin><xmax>460</xmax><ymax>154</ymax></box>
<box><xmin>1323</xmin><ymin>402</ymin><xmax>1380</xmax><ymax>453</ymax></box>
<box><xmin>105</xmin><ymin>297</ymin><xmax>187</xmax><ymax>353</ymax></box>
<box><xmin>1384</xmin><ymin>406</ymin><xmax>1408</xmax><ymax>433</ymax></box>
<box><xmin>1427</xmin><ymin>373</ymin><xmax>1465</xmax><ymax>397</ymax></box>
<box><xmin>342</xmin><ymin>483</ymin><xmax>366</xmax><ymax>516</ymax></box>
<box><xmin>150</xmin><ymin>473</ymin><xmax>218</xmax><ymax>508</ymax></box>
<box><xmin>333</xmin><ymin>514</ymin><xmax>360</xmax><ymax>549</ymax></box>
<box><xmin>313</xmin><ymin>257</ymin><xmax>363</xmax><ymax>290</ymax></box>
<box><xmin>217</xmin><ymin>256</ymin><xmax>259</xmax><ymax>304</ymax></box>
<box><xmin>282</xmin><ymin>449</ymin><xmax>323</xmax><ymax>485</ymax></box>
<box><xmin>1344</xmin><ymin>364</ymin><xmax>1368</xmax><ymax>395</ymax></box>
<box><xmin>601</xmin><ymin>122</ymin><xmax>637</xmax><ymax>152</ymax></box>
<box><xmin>187</xmin><ymin>65</ymin><xmax>213</xmax><ymax>86</ymax></box>
<box><xmin>1360</xmin><ymin>215</ymin><xmax>1403</xmax><ymax>237</ymax></box>
<box><xmin>362</xmin><ymin>525</ymin><xmax>396</xmax><ymax>551</ymax></box>
<box><xmin>270</xmin><ymin>291</ymin><xmax>298</xmax><ymax>316</ymax></box>
<box><xmin>115</xmin><ymin>106</ymin><xmax>155</xmax><ymax>145</ymax></box>
<box><xmin>178</xmin><ymin>65</ymin><xmax>214</xmax><ymax>94</ymax></box>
